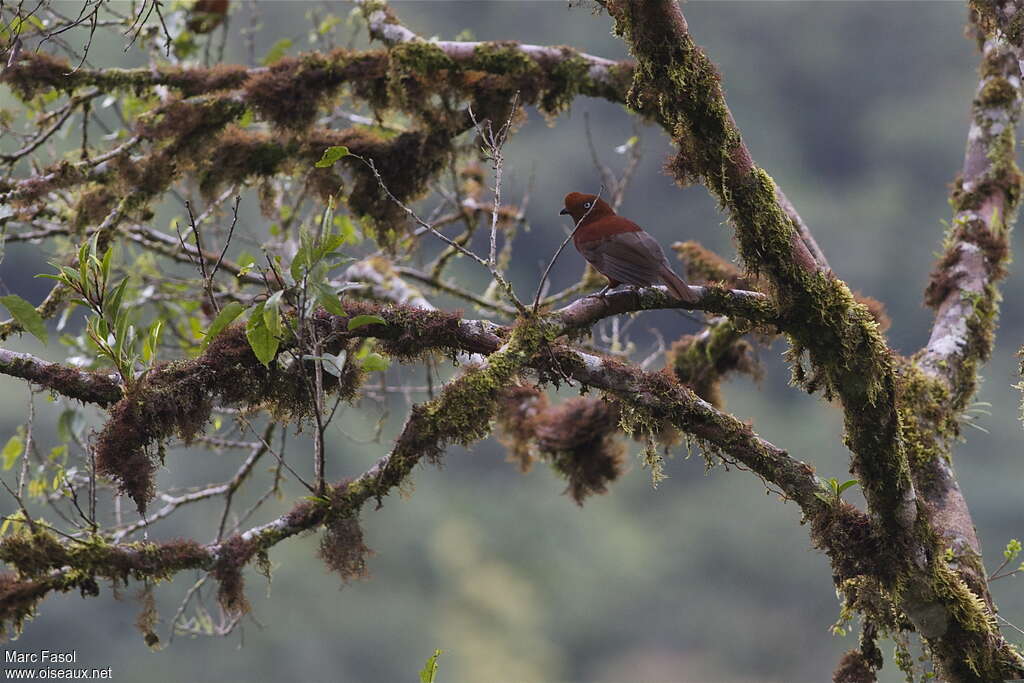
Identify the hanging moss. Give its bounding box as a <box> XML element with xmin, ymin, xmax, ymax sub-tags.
<box><xmin>534</xmin><ymin>396</ymin><xmax>626</xmax><ymax>504</ymax></box>
<box><xmin>539</xmin><ymin>49</ymin><xmax>591</xmax><ymax>116</ymax></box>
<box><xmin>245</xmin><ymin>53</ymin><xmax>349</xmax><ymax>130</ymax></box>
<box><xmin>667</xmin><ymin>320</ymin><xmax>762</xmax><ymax>409</ymax></box>
<box><xmin>92</xmin><ymin>322</ymin><xmax>367</xmax><ymax>513</ymax></box>
<box><xmin>494</xmin><ymin>383</ymin><xmax>547</xmax><ymax>471</ymax></box>
<box><xmin>196</xmin><ymin>126</ymin><xmax>292</xmax><ymax>198</ymax></box>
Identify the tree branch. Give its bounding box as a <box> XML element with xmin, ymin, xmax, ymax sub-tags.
<box><xmin>909</xmin><ymin>27</ymin><xmax>1023</xmax><ymax>614</ymax></box>
<box><xmin>604</xmin><ymin>1</ymin><xmax>1023</xmax><ymax>678</ymax></box>
<box><xmin>0</xmin><ymin>349</ymin><xmax>122</xmax><ymax>407</ymax></box>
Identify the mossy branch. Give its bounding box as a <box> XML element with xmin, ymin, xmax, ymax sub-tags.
<box><xmin>903</xmin><ymin>28</ymin><xmax>1023</xmax><ymax>631</ymax></box>
<box><xmin>0</xmin><ymin>349</ymin><xmax>122</xmax><ymax>407</ymax></box>
<box><xmin>0</xmin><ymin>318</ymin><xmax>548</xmax><ymax>632</ymax></box>
<box><xmin>605</xmin><ymin>0</ymin><xmax>915</xmax><ymax>545</ymax></box>
<box><xmin>919</xmin><ymin>34</ymin><xmax>1021</xmax><ymax>407</ymax></box>
<box><xmin>604</xmin><ymin>2</ymin><xmax>1023</xmax><ymax>678</ymax></box>
<box><xmin>546</xmin><ymin>344</ymin><xmax>828</xmax><ymax>514</ymax></box>
<box><xmin>356</xmin><ymin>0</ymin><xmax>633</xmax><ymax>110</ymax></box>
<box><xmin>970</xmin><ymin>0</ymin><xmax>1024</xmax><ymax>77</ymax></box>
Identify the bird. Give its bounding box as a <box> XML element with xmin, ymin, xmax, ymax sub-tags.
<box><xmin>560</xmin><ymin>192</ymin><xmax>699</xmax><ymax>303</ymax></box>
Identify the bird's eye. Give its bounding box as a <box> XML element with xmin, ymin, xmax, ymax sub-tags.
<box><xmin>584</xmin><ymin>201</ymin><xmax>592</xmax><ymax>209</ymax></box>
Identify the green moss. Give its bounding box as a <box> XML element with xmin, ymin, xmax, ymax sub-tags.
<box><xmin>896</xmin><ymin>362</ymin><xmax>956</xmax><ymax>469</ymax></box>
<box><xmin>931</xmin><ymin>561</ymin><xmax>996</xmax><ymax>633</ymax></box>
<box><xmin>968</xmin><ymin>0</ymin><xmax>1001</xmax><ymax>35</ymax></box>
<box><xmin>540</xmin><ymin>50</ymin><xmax>590</xmax><ymax>116</ymax></box>
<box><xmin>472</xmin><ymin>42</ymin><xmax>541</xmax><ymax>77</ymax></box>
<box><xmin>668</xmin><ymin>319</ymin><xmax>761</xmax><ymax>409</ymax></box>
<box><xmin>960</xmin><ymin>285</ymin><xmax>1000</xmax><ymax>401</ymax></box>
<box><xmin>978</xmin><ymin>77</ymin><xmax>1017</xmax><ymax>108</ymax></box>
<box><xmin>390</xmin><ymin>40</ymin><xmax>456</xmax><ymax>75</ymax></box>
<box><xmin>0</xmin><ymin>531</ymin><xmax>209</xmax><ymax>583</ymax></box>
<box><xmin>390</xmin><ymin>318</ymin><xmax>549</xmax><ymax>471</ymax></box>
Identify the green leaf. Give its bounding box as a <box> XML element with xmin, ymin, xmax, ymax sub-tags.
<box><xmin>263</xmin><ymin>290</ymin><xmax>285</xmax><ymax>337</ymax></box>
<box><xmin>262</xmin><ymin>38</ymin><xmax>292</xmax><ymax>66</ymax></box>
<box><xmin>100</xmin><ymin>246</ymin><xmax>114</xmax><ymax>284</ymax></box>
<box><xmin>315</xmin><ymin>284</ymin><xmax>346</xmax><ymax>316</ymax></box>
<box><xmin>142</xmin><ymin>320</ymin><xmax>163</xmax><ymax>364</ymax></box>
<box><xmin>0</xmin><ymin>294</ymin><xmax>48</xmax><ymax>344</ymax></box>
<box><xmin>290</xmin><ymin>249</ymin><xmax>308</xmax><ymax>282</ymax></box>
<box><xmin>105</xmin><ymin>278</ymin><xmax>129</xmax><ymax>323</ymax></box>
<box><xmin>78</xmin><ymin>255</ymin><xmax>90</xmax><ymax>297</ymax></box>
<box><xmin>1</xmin><ymin>434</ymin><xmax>24</xmax><ymax>470</ymax></box>
<box><xmin>246</xmin><ymin>304</ymin><xmax>279</xmax><ymax>367</ymax></box>
<box><xmin>113</xmin><ymin>314</ymin><xmax>131</xmax><ymax>358</ymax></box>
<box><xmin>188</xmin><ymin>315</ymin><xmax>204</xmax><ymax>341</ymax></box>
<box><xmin>320</xmin><ymin>196</ymin><xmax>336</xmax><ymax>238</ymax></box>
<box><xmin>48</xmin><ymin>445</ymin><xmax>67</xmax><ymax>463</ymax></box>
<box><xmin>202</xmin><ymin>301</ymin><xmax>244</xmax><ymax>350</ymax></box>
<box><xmin>419</xmin><ymin>650</ymin><xmax>442</xmax><ymax>683</ymax></box>
<box><xmin>57</xmin><ymin>409</ymin><xmax>82</xmax><ymax>443</ymax></box>
<box><xmin>314</xmin><ymin>145</ymin><xmax>350</xmax><ymax>168</ymax></box>
<box><xmin>347</xmin><ymin>314</ymin><xmax>386</xmax><ymax>331</ymax></box>
<box><xmin>334</xmin><ymin>214</ymin><xmax>361</xmax><ymax>245</ymax></box>
<box><xmin>320</xmin><ymin>233</ymin><xmax>346</xmax><ymax>256</ymax></box>
<box><xmin>236</xmin><ymin>251</ymin><xmax>256</xmax><ymax>277</ymax></box>
<box><xmin>836</xmin><ymin>479</ymin><xmax>858</xmax><ymax>495</ymax></box>
<box><xmin>361</xmin><ymin>352</ymin><xmax>389</xmax><ymax>372</ymax></box>
<box><xmin>0</xmin><ymin>511</ymin><xmax>25</xmax><ymax>538</ymax></box>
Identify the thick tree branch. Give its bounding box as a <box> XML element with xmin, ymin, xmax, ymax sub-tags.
<box><xmin>604</xmin><ymin>0</ymin><xmax>916</xmax><ymax>543</ymax></box>
<box><xmin>971</xmin><ymin>0</ymin><xmax>1024</xmax><ymax>78</ymax></box>
<box><xmin>1</xmin><ymin>308</ymin><xmax>833</xmax><ymax>628</ymax></box>
<box><xmin>604</xmin><ymin>1</ymin><xmax>1022</xmax><ymax>679</ymax></box>
<box><xmin>546</xmin><ymin>344</ymin><xmax>826</xmax><ymax>514</ymax></box>
<box><xmin>908</xmin><ymin>30</ymin><xmax>1023</xmax><ymax>615</ymax></box>
<box><xmin>357</xmin><ymin>0</ymin><xmax>629</xmax><ymax>101</ymax></box>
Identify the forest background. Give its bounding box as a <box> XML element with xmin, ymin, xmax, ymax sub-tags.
<box><xmin>2</xmin><ymin>2</ymin><xmax>1021</xmax><ymax>682</ymax></box>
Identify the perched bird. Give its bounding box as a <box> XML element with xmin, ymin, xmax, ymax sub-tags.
<box><xmin>560</xmin><ymin>192</ymin><xmax>698</xmax><ymax>303</ymax></box>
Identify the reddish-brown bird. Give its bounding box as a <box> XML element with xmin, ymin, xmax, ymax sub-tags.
<box><xmin>560</xmin><ymin>192</ymin><xmax>698</xmax><ymax>303</ymax></box>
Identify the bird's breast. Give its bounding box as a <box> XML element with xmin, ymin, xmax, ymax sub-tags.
<box><xmin>573</xmin><ymin>217</ymin><xmax>644</xmax><ymax>245</ymax></box>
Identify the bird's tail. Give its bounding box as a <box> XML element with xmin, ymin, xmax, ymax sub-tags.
<box><xmin>659</xmin><ymin>265</ymin><xmax>700</xmax><ymax>304</ymax></box>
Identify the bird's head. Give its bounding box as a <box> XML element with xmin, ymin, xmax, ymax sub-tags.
<box><xmin>560</xmin><ymin>192</ymin><xmax>614</xmax><ymax>224</ymax></box>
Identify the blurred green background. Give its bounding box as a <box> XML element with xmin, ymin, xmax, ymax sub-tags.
<box><xmin>3</xmin><ymin>2</ymin><xmax>1023</xmax><ymax>682</ymax></box>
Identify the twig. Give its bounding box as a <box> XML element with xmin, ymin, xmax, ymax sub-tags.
<box><xmin>209</xmin><ymin>195</ymin><xmax>242</xmax><ymax>298</ymax></box>
<box><xmin>533</xmin><ymin>185</ymin><xmax>604</xmax><ymax>313</ymax></box>
<box><xmin>18</xmin><ymin>386</ymin><xmax>34</xmax><ymax>498</ymax></box>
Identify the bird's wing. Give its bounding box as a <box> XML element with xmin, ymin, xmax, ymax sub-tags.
<box><xmin>579</xmin><ymin>232</ymin><xmax>666</xmax><ymax>287</ymax></box>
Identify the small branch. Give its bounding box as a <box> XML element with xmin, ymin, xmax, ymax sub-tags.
<box><xmin>357</xmin><ymin>154</ymin><xmax>527</xmax><ymax>313</ymax></box>
<box><xmin>357</xmin><ymin>0</ymin><xmax>627</xmax><ymax>92</ymax></box>
<box><xmin>0</xmin><ymin>89</ymin><xmax>100</xmax><ymax>164</ymax></box>
<box><xmin>0</xmin><ymin>348</ymin><xmax>122</xmax><ymax>406</ymax></box>
<box><xmin>533</xmin><ymin>186</ymin><xmax>605</xmax><ymax>313</ymax></box>
<box><xmin>393</xmin><ymin>266</ymin><xmax>517</xmax><ymax>316</ymax></box>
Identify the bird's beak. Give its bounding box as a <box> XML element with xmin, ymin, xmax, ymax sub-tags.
<box><xmin>559</xmin><ymin>208</ymin><xmax>569</xmax><ymax>215</ymax></box>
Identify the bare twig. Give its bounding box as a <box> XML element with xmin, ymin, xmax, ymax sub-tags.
<box><xmin>533</xmin><ymin>185</ymin><xmax>604</xmax><ymax>313</ymax></box>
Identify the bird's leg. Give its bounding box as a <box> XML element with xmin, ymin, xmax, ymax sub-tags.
<box><xmin>590</xmin><ymin>284</ymin><xmax>612</xmax><ymax>299</ymax></box>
